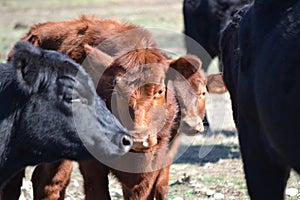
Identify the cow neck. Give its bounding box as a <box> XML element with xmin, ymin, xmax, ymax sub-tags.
<box><xmin>0</xmin><ymin>112</ymin><xmax>24</xmax><ymax>188</ymax></box>
<box><xmin>0</xmin><ymin>64</ymin><xmax>23</xmax><ymax>186</ymax></box>
<box><xmin>0</xmin><ymin>79</ymin><xmax>24</xmax><ymax>166</ymax></box>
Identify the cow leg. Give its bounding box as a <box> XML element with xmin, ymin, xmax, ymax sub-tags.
<box><xmin>31</xmin><ymin>160</ymin><xmax>73</xmax><ymax>200</ymax></box>
<box><xmin>121</xmin><ymin>183</ymin><xmax>131</xmax><ymax>200</ymax></box>
<box><xmin>121</xmin><ymin>183</ymin><xmax>157</xmax><ymax>200</ymax></box>
<box><xmin>120</xmin><ymin>171</ymin><xmax>159</xmax><ymax>200</ymax></box>
<box><xmin>155</xmin><ymin>165</ymin><xmax>170</xmax><ymax>200</ymax></box>
<box><xmin>0</xmin><ymin>169</ymin><xmax>25</xmax><ymax>200</ymax></box>
<box><xmin>122</xmin><ymin>184</ymin><xmax>156</xmax><ymax>200</ymax></box>
<box><xmin>121</xmin><ymin>174</ymin><xmax>155</xmax><ymax>200</ymax></box>
<box><xmin>238</xmin><ymin>115</ymin><xmax>291</xmax><ymax>200</ymax></box>
<box><xmin>79</xmin><ymin>161</ymin><xmax>111</xmax><ymax>200</ymax></box>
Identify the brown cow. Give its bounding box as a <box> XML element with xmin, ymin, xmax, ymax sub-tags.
<box><xmin>78</xmin><ymin>44</ymin><xmax>213</xmax><ymax>200</ymax></box>
<box><xmin>81</xmin><ymin>45</ymin><xmax>181</xmax><ymax>200</ymax></box>
<box><xmin>3</xmin><ymin>16</ymin><xmax>225</xmax><ymax>200</ymax></box>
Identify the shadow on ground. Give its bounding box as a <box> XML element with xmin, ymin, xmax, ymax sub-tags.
<box><xmin>174</xmin><ymin>143</ymin><xmax>240</xmax><ymax>166</ymax></box>
<box><xmin>211</xmin><ymin>130</ymin><xmax>236</xmax><ymax>137</ymax></box>
<box><xmin>201</xmin><ymin>129</ymin><xmax>236</xmax><ymax>137</ymax></box>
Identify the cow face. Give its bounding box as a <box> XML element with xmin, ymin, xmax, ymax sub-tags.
<box><xmin>92</xmin><ymin>48</ymin><xmax>172</xmax><ymax>152</ymax></box>
<box><xmin>114</xmin><ymin>66</ymin><xmax>169</xmax><ymax>151</ymax></box>
<box><xmin>168</xmin><ymin>55</ymin><xmax>227</xmax><ymax>135</ymax></box>
<box><xmin>168</xmin><ymin>55</ymin><xmax>207</xmax><ymax>134</ymax></box>
<box><xmin>8</xmin><ymin>42</ymin><xmax>132</xmax><ymax>162</ymax></box>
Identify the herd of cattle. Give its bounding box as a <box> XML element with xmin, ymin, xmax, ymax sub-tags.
<box><xmin>0</xmin><ymin>0</ymin><xmax>299</xmax><ymax>199</ymax></box>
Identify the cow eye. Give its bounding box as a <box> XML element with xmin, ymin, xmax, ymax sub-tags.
<box><xmin>113</xmin><ymin>77</ymin><xmax>121</xmax><ymax>86</ymax></box>
<box><xmin>158</xmin><ymin>89</ymin><xmax>165</xmax><ymax>95</ymax></box>
<box><xmin>63</xmin><ymin>93</ymin><xmax>72</xmax><ymax>103</ymax></box>
<box><xmin>154</xmin><ymin>87</ymin><xmax>166</xmax><ymax>98</ymax></box>
<box><xmin>198</xmin><ymin>91</ymin><xmax>206</xmax><ymax>99</ymax></box>
<box><xmin>63</xmin><ymin>91</ymin><xmax>82</xmax><ymax>104</ymax></box>
<box><xmin>63</xmin><ymin>94</ymin><xmax>79</xmax><ymax>104</ymax></box>
<box><xmin>113</xmin><ymin>79</ymin><xmax>117</xmax><ymax>86</ymax></box>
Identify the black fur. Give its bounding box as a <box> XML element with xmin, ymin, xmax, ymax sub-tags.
<box><xmin>0</xmin><ymin>42</ymin><xmax>132</xmax><ymax>187</ymax></box>
<box><xmin>219</xmin><ymin>4</ymin><xmax>250</xmax><ymax>119</ymax></box>
<box><xmin>183</xmin><ymin>0</ymin><xmax>252</xmax><ymax>70</ymax></box>
<box><xmin>220</xmin><ymin>1</ymin><xmax>300</xmax><ymax>199</ymax></box>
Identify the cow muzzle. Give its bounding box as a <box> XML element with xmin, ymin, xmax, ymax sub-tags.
<box><xmin>130</xmin><ymin>129</ymin><xmax>158</xmax><ymax>151</ymax></box>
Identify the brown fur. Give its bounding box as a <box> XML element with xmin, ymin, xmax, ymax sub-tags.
<box><xmin>31</xmin><ymin>160</ymin><xmax>73</xmax><ymax>200</ymax></box>
<box><xmin>168</xmin><ymin>55</ymin><xmax>208</xmax><ymax>133</ymax></box>
<box><xmin>3</xmin><ymin>16</ymin><xmax>224</xmax><ymax>200</ymax></box>
<box><xmin>81</xmin><ymin>45</ymin><xmax>180</xmax><ymax>200</ymax></box>
<box><xmin>13</xmin><ymin>16</ymin><xmax>138</xmax><ymax>62</ymax></box>
<box><xmin>80</xmin><ymin>43</ymin><xmax>224</xmax><ymax>199</ymax></box>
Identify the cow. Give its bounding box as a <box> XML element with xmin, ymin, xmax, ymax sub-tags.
<box><xmin>4</xmin><ymin>16</ymin><xmax>224</xmax><ymax>200</ymax></box>
<box><xmin>78</xmin><ymin>44</ymin><xmax>214</xmax><ymax>200</ymax></box>
<box><xmin>220</xmin><ymin>1</ymin><xmax>300</xmax><ymax>199</ymax></box>
<box><xmin>0</xmin><ymin>41</ymin><xmax>132</xmax><ymax>188</ymax></box>
<box><xmin>219</xmin><ymin>4</ymin><xmax>250</xmax><ymax>120</ymax></box>
<box><xmin>183</xmin><ymin>0</ymin><xmax>252</xmax><ymax>71</ymax></box>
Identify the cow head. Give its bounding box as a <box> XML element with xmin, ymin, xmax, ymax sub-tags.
<box><xmin>168</xmin><ymin>55</ymin><xmax>226</xmax><ymax>135</ymax></box>
<box><xmin>85</xmin><ymin>45</ymin><xmax>178</xmax><ymax>152</ymax></box>
<box><xmin>7</xmin><ymin>42</ymin><xmax>132</xmax><ymax>162</ymax></box>
<box><xmin>167</xmin><ymin>55</ymin><xmax>207</xmax><ymax>134</ymax></box>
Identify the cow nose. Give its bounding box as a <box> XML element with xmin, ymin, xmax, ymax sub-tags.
<box><xmin>180</xmin><ymin>121</ymin><xmax>198</xmax><ymax>135</ymax></box>
<box><xmin>119</xmin><ymin>134</ymin><xmax>133</xmax><ymax>152</ymax></box>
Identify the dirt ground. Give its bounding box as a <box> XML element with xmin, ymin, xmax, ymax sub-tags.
<box><xmin>1</xmin><ymin>0</ymin><xmax>299</xmax><ymax>199</ymax></box>
<box><xmin>19</xmin><ymin>92</ymin><xmax>300</xmax><ymax>200</ymax></box>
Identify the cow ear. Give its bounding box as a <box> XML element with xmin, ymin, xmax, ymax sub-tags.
<box><xmin>83</xmin><ymin>44</ymin><xmax>113</xmax><ymax>85</ymax></box>
<box><xmin>206</xmin><ymin>73</ymin><xmax>227</xmax><ymax>93</ymax></box>
<box><xmin>11</xmin><ymin>42</ymin><xmax>41</xmax><ymax>91</ymax></box>
<box><xmin>84</xmin><ymin>44</ymin><xmax>113</xmax><ymax>68</ymax></box>
<box><xmin>7</xmin><ymin>29</ymin><xmax>40</xmax><ymax>62</ymax></box>
<box><xmin>168</xmin><ymin>55</ymin><xmax>202</xmax><ymax>80</ymax></box>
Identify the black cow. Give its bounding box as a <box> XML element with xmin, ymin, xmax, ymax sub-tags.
<box><xmin>0</xmin><ymin>42</ymin><xmax>132</xmax><ymax>187</ymax></box>
<box><xmin>183</xmin><ymin>0</ymin><xmax>252</xmax><ymax>70</ymax></box>
<box><xmin>220</xmin><ymin>1</ymin><xmax>300</xmax><ymax>199</ymax></box>
<box><xmin>219</xmin><ymin>4</ymin><xmax>250</xmax><ymax>119</ymax></box>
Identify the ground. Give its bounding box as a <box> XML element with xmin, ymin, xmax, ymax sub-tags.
<box><xmin>1</xmin><ymin>0</ymin><xmax>299</xmax><ymax>199</ymax></box>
